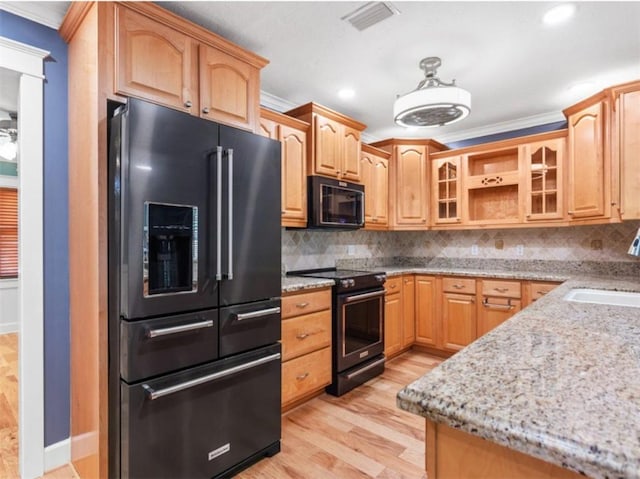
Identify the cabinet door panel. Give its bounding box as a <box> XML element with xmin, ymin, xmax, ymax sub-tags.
<box><xmin>258</xmin><ymin>117</ymin><xmax>278</xmax><ymax>139</ymax></box>
<box><xmin>402</xmin><ymin>276</ymin><xmax>415</xmax><ymax>347</ymax></box>
<box><xmin>395</xmin><ymin>145</ymin><xmax>428</xmax><ymax>226</ymax></box>
<box><xmin>567</xmin><ymin>102</ymin><xmax>607</xmax><ymax>218</ymax></box>
<box><xmin>342</xmin><ymin>126</ymin><xmax>362</xmax><ymax>181</ymax></box>
<box><xmin>200</xmin><ymin>44</ymin><xmax>259</xmax><ymax>131</ymax></box>
<box><xmin>442</xmin><ymin>293</ymin><xmax>476</xmax><ymax>352</ymax></box>
<box><xmin>116</xmin><ymin>6</ymin><xmax>196</xmax><ymax>111</ymax></box>
<box><xmin>384</xmin><ymin>293</ymin><xmax>402</xmax><ymax>357</ymax></box>
<box><xmin>415</xmin><ymin>276</ymin><xmax>436</xmax><ymax>347</ymax></box>
<box><xmin>314</xmin><ymin>115</ymin><xmax>342</xmax><ymax>177</ymax></box>
<box><xmin>280</xmin><ymin>125</ymin><xmax>307</xmax><ymax>225</ymax></box>
<box><xmin>374</xmin><ymin>158</ymin><xmax>389</xmax><ymax>225</ymax></box>
<box><xmin>361</xmin><ymin>154</ymin><xmax>376</xmax><ymax>225</ymax></box>
<box><xmin>525</xmin><ymin>139</ymin><xmax>564</xmax><ymax>221</ymax></box>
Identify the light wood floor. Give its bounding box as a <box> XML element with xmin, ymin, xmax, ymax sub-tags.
<box><xmin>3</xmin><ymin>343</ymin><xmax>441</xmax><ymax>479</ymax></box>
<box><xmin>0</xmin><ymin>333</ymin><xmax>19</xmax><ymax>479</ymax></box>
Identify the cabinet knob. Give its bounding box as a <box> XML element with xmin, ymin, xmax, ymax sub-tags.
<box><xmin>202</xmin><ymin>107</ymin><xmax>210</xmax><ymax>114</ymax></box>
<box><xmin>184</xmin><ymin>100</ymin><xmax>192</xmax><ymax>108</ymax></box>
<box><xmin>422</xmin><ymin>219</ymin><xmax>426</xmax><ymax>223</ymax></box>
<box><xmin>568</xmin><ymin>211</ymin><xmax>575</xmax><ymax>215</ymax></box>
<box><xmin>281</xmin><ymin>210</ymin><xmax>286</xmax><ymax>214</ymax></box>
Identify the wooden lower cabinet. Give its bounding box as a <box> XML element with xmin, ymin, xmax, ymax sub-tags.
<box><xmin>384</xmin><ymin>276</ymin><xmax>403</xmax><ymax>358</ymax></box>
<box><xmin>426</xmin><ymin>420</ymin><xmax>583</xmax><ymax>479</ymax></box>
<box><xmin>402</xmin><ymin>275</ymin><xmax>416</xmax><ymax>347</ymax></box>
<box><xmin>414</xmin><ymin>275</ymin><xmax>437</xmax><ymax>347</ymax></box>
<box><xmin>522</xmin><ymin>281</ymin><xmax>560</xmax><ymax>307</ymax></box>
<box><xmin>441</xmin><ymin>292</ymin><xmax>476</xmax><ymax>352</ymax></box>
<box><xmin>281</xmin><ymin>288</ymin><xmax>332</xmax><ymax>409</ymax></box>
<box><xmin>478</xmin><ymin>279</ymin><xmax>522</xmax><ymax>336</ymax></box>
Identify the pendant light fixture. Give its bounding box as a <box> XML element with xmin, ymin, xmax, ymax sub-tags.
<box><xmin>394</xmin><ymin>56</ymin><xmax>471</xmax><ymax>128</ymax></box>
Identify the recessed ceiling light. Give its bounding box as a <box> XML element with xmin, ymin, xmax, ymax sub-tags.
<box><xmin>338</xmin><ymin>88</ymin><xmax>355</xmax><ymax>100</ymax></box>
<box><xmin>543</xmin><ymin>4</ymin><xmax>576</xmax><ymax>25</ymax></box>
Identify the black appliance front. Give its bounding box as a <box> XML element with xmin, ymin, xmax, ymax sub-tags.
<box><xmin>218</xmin><ymin>125</ymin><xmax>282</xmax><ymax>306</ymax></box>
<box><xmin>120</xmin><ymin>343</ymin><xmax>281</xmax><ymax>479</ymax></box>
<box><xmin>308</xmin><ymin>176</ymin><xmax>364</xmax><ymax>229</ymax></box>
<box><xmin>114</xmin><ymin>98</ymin><xmax>221</xmax><ymax>320</ymax></box>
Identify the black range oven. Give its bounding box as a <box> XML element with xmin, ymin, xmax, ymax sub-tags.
<box><xmin>290</xmin><ymin>268</ymin><xmax>386</xmax><ymax>396</ymax></box>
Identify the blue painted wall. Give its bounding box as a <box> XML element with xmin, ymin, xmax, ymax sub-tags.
<box><xmin>0</xmin><ymin>11</ymin><xmax>70</xmax><ymax>447</ymax></box>
<box><xmin>446</xmin><ymin>120</ymin><xmax>567</xmax><ymax>149</ymax></box>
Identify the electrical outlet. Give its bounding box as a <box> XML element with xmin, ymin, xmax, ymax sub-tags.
<box><xmin>471</xmin><ymin>244</ymin><xmax>479</xmax><ymax>255</ymax></box>
<box><xmin>347</xmin><ymin>245</ymin><xmax>356</xmax><ymax>256</ymax></box>
<box><xmin>516</xmin><ymin>244</ymin><xmax>524</xmax><ymax>256</ymax></box>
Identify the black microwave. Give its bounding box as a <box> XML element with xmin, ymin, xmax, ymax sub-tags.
<box><xmin>308</xmin><ymin>176</ymin><xmax>364</xmax><ymax>229</ymax></box>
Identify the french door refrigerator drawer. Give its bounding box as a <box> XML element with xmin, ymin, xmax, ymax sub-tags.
<box><xmin>120</xmin><ymin>343</ymin><xmax>281</xmax><ymax>479</ymax></box>
<box><xmin>219</xmin><ymin>299</ymin><xmax>281</xmax><ymax>358</ymax></box>
<box><xmin>120</xmin><ymin>310</ymin><xmax>218</xmax><ymax>383</ymax></box>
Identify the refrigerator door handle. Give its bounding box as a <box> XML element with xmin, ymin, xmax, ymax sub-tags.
<box><xmin>141</xmin><ymin>352</ymin><xmax>281</xmax><ymax>400</ymax></box>
<box><xmin>216</xmin><ymin>146</ymin><xmax>223</xmax><ymax>281</ymax></box>
<box><xmin>226</xmin><ymin>148</ymin><xmax>234</xmax><ymax>280</ymax></box>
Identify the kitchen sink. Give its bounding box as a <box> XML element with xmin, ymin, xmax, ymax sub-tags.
<box><xmin>564</xmin><ymin>288</ymin><xmax>640</xmax><ymax>308</ymax></box>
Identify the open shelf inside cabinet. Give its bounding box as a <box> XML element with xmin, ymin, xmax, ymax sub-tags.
<box><xmin>467</xmin><ymin>147</ymin><xmax>519</xmax><ymax>176</ymax></box>
<box><xmin>468</xmin><ymin>185</ymin><xmax>519</xmax><ymax>222</ymax></box>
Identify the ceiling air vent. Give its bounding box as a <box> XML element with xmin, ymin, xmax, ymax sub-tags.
<box><xmin>341</xmin><ymin>2</ymin><xmax>400</xmax><ymax>31</ymax></box>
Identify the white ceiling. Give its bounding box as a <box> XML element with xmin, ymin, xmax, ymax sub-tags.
<box><xmin>3</xmin><ymin>1</ymin><xmax>640</xmax><ymax>144</ymax></box>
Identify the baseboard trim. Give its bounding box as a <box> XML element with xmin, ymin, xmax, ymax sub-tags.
<box><xmin>0</xmin><ymin>323</ymin><xmax>18</xmax><ymax>334</ymax></box>
<box><xmin>44</xmin><ymin>437</ymin><xmax>70</xmax><ymax>472</ymax></box>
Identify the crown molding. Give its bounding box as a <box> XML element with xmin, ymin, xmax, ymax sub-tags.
<box><xmin>432</xmin><ymin>111</ymin><xmax>566</xmax><ymax>144</ymax></box>
<box><xmin>0</xmin><ymin>2</ymin><xmax>67</xmax><ymax>30</ymax></box>
<box><xmin>260</xmin><ymin>90</ymin><xmax>297</xmax><ymax>113</ymax></box>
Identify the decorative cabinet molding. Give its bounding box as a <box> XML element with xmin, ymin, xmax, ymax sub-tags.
<box><xmin>259</xmin><ymin>108</ymin><xmax>310</xmax><ymax>228</ymax></box>
<box><xmin>361</xmin><ymin>144</ymin><xmax>390</xmax><ymax>230</ymax></box>
<box><xmin>285</xmin><ymin>102</ymin><xmax>366</xmax><ymax>183</ymax></box>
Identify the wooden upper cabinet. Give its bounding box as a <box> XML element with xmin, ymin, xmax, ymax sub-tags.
<box><xmin>432</xmin><ymin>156</ymin><xmax>462</xmax><ymax>225</ymax></box>
<box><xmin>611</xmin><ymin>81</ymin><xmax>640</xmax><ymax>220</ymax></box>
<box><xmin>115</xmin><ymin>5</ymin><xmax>198</xmax><ymax>112</ymax></box>
<box><xmin>259</xmin><ymin>108</ymin><xmax>309</xmax><ymax>228</ymax></box>
<box><xmin>199</xmin><ymin>44</ymin><xmax>260</xmax><ymax>131</ymax></box>
<box><xmin>113</xmin><ymin>3</ymin><xmax>267</xmax><ymax>132</ymax></box>
<box><xmin>524</xmin><ymin>138</ymin><xmax>565</xmax><ymax>221</ymax></box>
<box><xmin>370</xmin><ymin>139</ymin><xmax>447</xmax><ymax>230</ymax></box>
<box><xmin>361</xmin><ymin>144</ymin><xmax>390</xmax><ymax>229</ymax></box>
<box><xmin>342</xmin><ymin>126</ymin><xmax>362</xmax><ymax>181</ymax></box>
<box><xmin>395</xmin><ymin>145</ymin><xmax>429</xmax><ymax>227</ymax></box>
<box><xmin>314</xmin><ymin>115</ymin><xmax>342</xmax><ymax>177</ymax></box>
<box><xmin>565</xmin><ymin>98</ymin><xmax>610</xmax><ymax>219</ymax></box>
<box><xmin>286</xmin><ymin>103</ymin><xmax>367</xmax><ymax>183</ymax></box>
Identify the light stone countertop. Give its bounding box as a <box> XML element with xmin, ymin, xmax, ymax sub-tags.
<box><xmin>281</xmin><ymin>276</ymin><xmax>334</xmax><ymax>293</ymax></box>
<box><xmin>397</xmin><ymin>276</ymin><xmax>640</xmax><ymax>479</ymax></box>
<box><xmin>378</xmin><ymin>266</ymin><xmax>571</xmax><ymax>282</ymax></box>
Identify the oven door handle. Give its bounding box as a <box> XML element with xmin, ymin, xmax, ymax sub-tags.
<box><xmin>345</xmin><ymin>356</ymin><xmax>385</xmax><ymax>380</ymax></box>
<box><xmin>141</xmin><ymin>352</ymin><xmax>281</xmax><ymax>400</ymax></box>
<box><xmin>344</xmin><ymin>290</ymin><xmax>385</xmax><ymax>303</ymax></box>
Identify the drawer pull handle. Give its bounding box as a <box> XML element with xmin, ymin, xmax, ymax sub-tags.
<box><xmin>296</xmin><ymin>332</ymin><xmax>309</xmax><ymax>340</ymax></box>
<box><xmin>389</xmin><ymin>284</ymin><xmax>397</xmax><ymax>289</ymax></box>
<box><xmin>537</xmin><ymin>290</ymin><xmax>549</xmax><ymax>295</ymax></box>
<box><xmin>142</xmin><ymin>353</ymin><xmax>281</xmax><ymax>400</ymax></box>
<box><xmin>146</xmin><ymin>319</ymin><xmax>214</xmax><ymax>339</ymax></box>
<box><xmin>482</xmin><ymin>298</ymin><xmax>514</xmax><ymax>310</ymax></box>
<box><xmin>452</xmin><ymin>284</ymin><xmax>465</xmax><ymax>289</ymax></box>
<box><xmin>235</xmin><ymin>307</ymin><xmax>281</xmax><ymax>321</ymax></box>
<box><xmin>296</xmin><ymin>372</ymin><xmax>309</xmax><ymax>381</ymax></box>
<box><xmin>296</xmin><ymin>302</ymin><xmax>310</xmax><ymax>309</ymax></box>
<box><xmin>493</xmin><ymin>287</ymin><xmax>509</xmax><ymax>293</ymax></box>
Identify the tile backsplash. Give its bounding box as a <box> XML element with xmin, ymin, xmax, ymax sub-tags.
<box><xmin>282</xmin><ymin>221</ymin><xmax>640</xmax><ymax>273</ymax></box>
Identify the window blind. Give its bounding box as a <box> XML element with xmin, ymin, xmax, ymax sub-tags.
<box><xmin>0</xmin><ymin>187</ymin><xmax>18</xmax><ymax>278</ymax></box>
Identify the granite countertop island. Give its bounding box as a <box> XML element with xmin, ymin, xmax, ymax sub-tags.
<box><xmin>397</xmin><ymin>275</ymin><xmax>640</xmax><ymax>479</ymax></box>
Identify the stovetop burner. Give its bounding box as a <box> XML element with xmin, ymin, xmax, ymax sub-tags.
<box><xmin>288</xmin><ymin>268</ymin><xmax>386</xmax><ymax>293</ymax></box>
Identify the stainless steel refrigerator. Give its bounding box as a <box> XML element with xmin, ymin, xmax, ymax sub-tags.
<box><xmin>108</xmin><ymin>98</ymin><xmax>282</xmax><ymax>478</ymax></box>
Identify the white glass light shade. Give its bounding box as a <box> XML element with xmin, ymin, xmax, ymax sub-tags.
<box><xmin>394</xmin><ymin>85</ymin><xmax>471</xmax><ymax>127</ymax></box>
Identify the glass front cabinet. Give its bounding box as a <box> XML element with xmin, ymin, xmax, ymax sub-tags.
<box><xmin>524</xmin><ymin>138</ymin><xmax>565</xmax><ymax>221</ymax></box>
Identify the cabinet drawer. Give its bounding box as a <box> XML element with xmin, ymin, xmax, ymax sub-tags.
<box><xmin>530</xmin><ymin>282</ymin><xmax>559</xmax><ymax>301</ymax></box>
<box><xmin>282</xmin><ymin>310</ymin><xmax>331</xmax><ymax>361</ymax></box>
<box><xmin>442</xmin><ymin>277</ymin><xmax>476</xmax><ymax>294</ymax></box>
<box><xmin>384</xmin><ymin>276</ymin><xmax>402</xmax><ymax>295</ymax></box>
<box><xmin>482</xmin><ymin>279</ymin><xmax>521</xmax><ymax>299</ymax></box>
<box><xmin>282</xmin><ymin>346</ymin><xmax>331</xmax><ymax>405</ymax></box>
<box><xmin>282</xmin><ymin>288</ymin><xmax>331</xmax><ymax>319</ymax></box>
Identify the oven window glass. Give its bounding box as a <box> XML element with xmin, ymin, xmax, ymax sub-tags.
<box><xmin>343</xmin><ymin>298</ymin><xmax>381</xmax><ymax>354</ymax></box>
<box><xmin>144</xmin><ymin>202</ymin><xmax>198</xmax><ymax>296</ymax></box>
<box><xmin>321</xmin><ymin>185</ymin><xmax>363</xmax><ymax>226</ymax></box>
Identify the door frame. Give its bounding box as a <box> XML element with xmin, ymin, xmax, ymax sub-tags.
<box><xmin>0</xmin><ymin>36</ymin><xmax>48</xmax><ymax>479</ymax></box>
